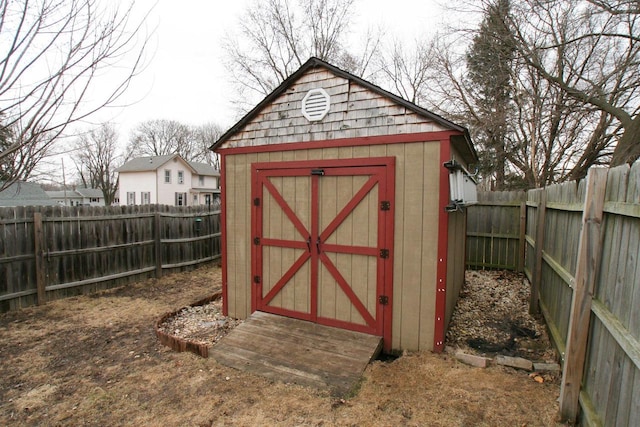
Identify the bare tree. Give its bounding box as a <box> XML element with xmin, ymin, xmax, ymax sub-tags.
<box><xmin>377</xmin><ymin>38</ymin><xmax>435</xmax><ymax>105</ymax></box>
<box><xmin>504</xmin><ymin>0</ymin><xmax>640</xmax><ymax>166</ymax></box>
<box><xmin>191</xmin><ymin>123</ymin><xmax>223</xmax><ymax>169</ymax></box>
<box><xmin>224</xmin><ymin>0</ymin><xmax>380</xmax><ymax>109</ymax></box>
<box><xmin>72</xmin><ymin>123</ymin><xmax>124</xmax><ymax>205</ymax></box>
<box><xmin>127</xmin><ymin>119</ymin><xmax>192</xmax><ymax>159</ymax></box>
<box><xmin>0</xmin><ymin>0</ymin><xmax>152</xmax><ymax>190</ymax></box>
<box><xmin>127</xmin><ymin>119</ymin><xmax>223</xmax><ymax>167</ymax></box>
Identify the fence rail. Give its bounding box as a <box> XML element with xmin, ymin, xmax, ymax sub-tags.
<box><xmin>0</xmin><ymin>204</ymin><xmax>221</xmax><ymax>312</ymax></box>
<box><xmin>469</xmin><ymin>162</ymin><xmax>639</xmax><ymax>426</ymax></box>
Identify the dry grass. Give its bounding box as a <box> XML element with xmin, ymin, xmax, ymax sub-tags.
<box><xmin>0</xmin><ymin>264</ymin><xmax>566</xmax><ymax>426</ymax></box>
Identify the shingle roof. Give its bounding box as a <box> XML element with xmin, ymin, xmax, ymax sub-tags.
<box><xmin>116</xmin><ymin>155</ymin><xmax>219</xmax><ymax>176</ymax></box>
<box><xmin>116</xmin><ymin>155</ymin><xmax>177</xmax><ymax>172</ymax></box>
<box><xmin>210</xmin><ymin>57</ymin><xmax>477</xmax><ymax>164</ymax></box>
<box><xmin>76</xmin><ymin>188</ymin><xmax>104</xmax><ymax>198</ymax></box>
<box><xmin>0</xmin><ymin>182</ymin><xmax>56</xmax><ymax>207</ymax></box>
<box><xmin>188</xmin><ymin>161</ymin><xmax>219</xmax><ymax>176</ymax></box>
<box><xmin>46</xmin><ymin>190</ymin><xmax>82</xmax><ymax>199</ymax></box>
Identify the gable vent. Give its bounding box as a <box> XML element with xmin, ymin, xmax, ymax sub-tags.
<box><xmin>301</xmin><ymin>88</ymin><xmax>330</xmax><ymax>122</ymax></box>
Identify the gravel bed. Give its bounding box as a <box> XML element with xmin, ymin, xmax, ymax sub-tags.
<box><xmin>157</xmin><ymin>298</ymin><xmax>243</xmax><ymax>347</ymax></box>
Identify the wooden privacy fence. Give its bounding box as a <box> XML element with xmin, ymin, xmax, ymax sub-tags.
<box><xmin>0</xmin><ymin>204</ymin><xmax>221</xmax><ymax>312</ymax></box>
<box><xmin>465</xmin><ymin>191</ymin><xmax>527</xmax><ymax>270</ymax></box>
<box><xmin>468</xmin><ymin>162</ymin><xmax>639</xmax><ymax>425</ymax></box>
<box><xmin>525</xmin><ymin>163</ymin><xmax>640</xmax><ymax>426</ymax></box>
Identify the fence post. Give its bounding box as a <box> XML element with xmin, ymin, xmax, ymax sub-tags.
<box><xmin>529</xmin><ymin>190</ymin><xmax>547</xmax><ymax>314</ymax></box>
<box><xmin>559</xmin><ymin>168</ymin><xmax>608</xmax><ymax>424</ymax></box>
<box><xmin>33</xmin><ymin>212</ymin><xmax>46</xmax><ymax>305</ymax></box>
<box><xmin>154</xmin><ymin>211</ymin><xmax>163</xmax><ymax>278</ymax></box>
<box><xmin>518</xmin><ymin>201</ymin><xmax>526</xmax><ymax>272</ymax></box>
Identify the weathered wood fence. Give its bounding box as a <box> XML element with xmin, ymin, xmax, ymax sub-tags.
<box><xmin>465</xmin><ymin>191</ymin><xmax>527</xmax><ymax>270</ymax></box>
<box><xmin>0</xmin><ymin>204</ymin><xmax>221</xmax><ymax>312</ymax></box>
<box><xmin>467</xmin><ymin>162</ymin><xmax>640</xmax><ymax>426</ymax></box>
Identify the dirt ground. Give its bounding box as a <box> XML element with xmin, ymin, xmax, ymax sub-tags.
<box><xmin>0</xmin><ymin>264</ymin><xmax>566</xmax><ymax>426</ymax></box>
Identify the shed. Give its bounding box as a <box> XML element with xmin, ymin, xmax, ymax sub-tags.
<box><xmin>211</xmin><ymin>57</ymin><xmax>478</xmax><ymax>353</ymax></box>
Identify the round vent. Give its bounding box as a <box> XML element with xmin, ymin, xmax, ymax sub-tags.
<box><xmin>301</xmin><ymin>88</ymin><xmax>330</xmax><ymax>122</ymax></box>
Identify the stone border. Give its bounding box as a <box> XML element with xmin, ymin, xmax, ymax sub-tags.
<box><xmin>446</xmin><ymin>347</ymin><xmax>561</xmax><ymax>373</ymax></box>
<box><xmin>154</xmin><ymin>291</ymin><xmax>222</xmax><ymax>358</ymax></box>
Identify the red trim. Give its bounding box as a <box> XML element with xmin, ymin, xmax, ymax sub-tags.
<box><xmin>263</xmin><ymin>306</ymin><xmax>313</xmax><ymax>322</ymax></box>
<box><xmin>317</xmin><ymin>316</ymin><xmax>376</xmax><ymax>335</ymax></box>
<box><xmin>252</xmin><ymin>157</ymin><xmax>394</xmax><ymax>171</ymax></box>
<box><xmin>220</xmin><ymin>154</ymin><xmax>229</xmax><ymax>316</ymax></box>
<box><xmin>310</xmin><ymin>174</ymin><xmax>319</xmax><ymax>322</ymax></box>
<box><xmin>434</xmin><ymin>140</ymin><xmax>451</xmax><ymax>352</ymax></box>
<box><xmin>319</xmin><ymin>173</ymin><xmax>380</xmax><ymax>241</ymax></box>
<box><xmin>250</xmin><ymin>164</ymin><xmax>260</xmax><ymax>313</ymax></box>
<box><xmin>261</xmin><ymin>176</ymin><xmax>310</xmax><ymax>239</ymax></box>
<box><xmin>261</xmin><ymin>252</ymin><xmax>311</xmax><ymax>306</ymax></box>
<box><xmin>380</xmin><ymin>158</ymin><xmax>395</xmax><ymax>353</ymax></box>
<box><xmin>319</xmin><ymin>252</ymin><xmax>377</xmax><ymax>328</ymax></box>
<box><xmin>249</xmin><ymin>157</ymin><xmax>395</xmax><ymax>350</ymax></box>
<box><xmin>219</xmin><ymin>131</ymin><xmax>461</xmax><ymax>155</ymax></box>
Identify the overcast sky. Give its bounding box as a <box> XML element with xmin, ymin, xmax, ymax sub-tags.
<box><xmin>87</xmin><ymin>0</ymin><xmax>449</xmax><ymax>140</ymax></box>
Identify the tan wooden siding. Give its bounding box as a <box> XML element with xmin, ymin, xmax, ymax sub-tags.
<box><xmin>219</xmin><ymin>69</ymin><xmax>447</xmax><ymax>149</ymax></box>
<box><xmin>445</xmin><ymin>211</ymin><xmax>466</xmax><ymax>330</ymax></box>
<box><xmin>224</xmin><ymin>140</ymin><xmax>444</xmax><ymax>351</ymax></box>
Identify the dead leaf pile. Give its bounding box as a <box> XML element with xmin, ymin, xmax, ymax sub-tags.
<box><xmin>446</xmin><ymin>270</ymin><xmax>557</xmax><ymax>363</ymax></box>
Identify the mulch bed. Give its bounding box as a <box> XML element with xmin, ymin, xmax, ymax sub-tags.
<box><xmin>446</xmin><ymin>270</ymin><xmax>557</xmax><ymax>364</ymax></box>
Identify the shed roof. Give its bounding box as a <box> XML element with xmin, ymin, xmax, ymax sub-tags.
<box><xmin>211</xmin><ymin>57</ymin><xmax>477</xmax><ymax>163</ymax></box>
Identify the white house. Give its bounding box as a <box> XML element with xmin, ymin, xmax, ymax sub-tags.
<box><xmin>46</xmin><ymin>188</ymin><xmax>105</xmax><ymax>207</ymax></box>
<box><xmin>116</xmin><ymin>154</ymin><xmax>220</xmax><ymax>207</ymax></box>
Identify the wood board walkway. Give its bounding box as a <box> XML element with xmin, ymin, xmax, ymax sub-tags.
<box><xmin>209</xmin><ymin>311</ymin><xmax>383</xmax><ymax>396</ymax></box>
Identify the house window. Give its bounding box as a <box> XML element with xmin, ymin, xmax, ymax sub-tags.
<box><xmin>126</xmin><ymin>192</ymin><xmax>135</xmax><ymax>205</ymax></box>
<box><xmin>204</xmin><ymin>194</ymin><xmax>211</xmax><ymax>205</ymax></box>
<box><xmin>164</xmin><ymin>170</ymin><xmax>171</xmax><ymax>184</ymax></box>
<box><xmin>198</xmin><ymin>175</ymin><xmax>204</xmax><ymax>186</ymax></box>
<box><xmin>175</xmin><ymin>192</ymin><xmax>187</xmax><ymax>206</ymax></box>
<box><xmin>141</xmin><ymin>192</ymin><xmax>151</xmax><ymax>205</ymax></box>
<box><xmin>178</xmin><ymin>170</ymin><xmax>184</xmax><ymax>184</ymax></box>
<box><xmin>193</xmin><ymin>194</ymin><xmax>198</xmax><ymax>204</ymax></box>
<box><xmin>90</xmin><ymin>197</ymin><xmax>98</xmax><ymax>203</ymax></box>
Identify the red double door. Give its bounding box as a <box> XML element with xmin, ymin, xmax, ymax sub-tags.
<box><xmin>251</xmin><ymin>158</ymin><xmax>394</xmax><ymax>342</ymax></box>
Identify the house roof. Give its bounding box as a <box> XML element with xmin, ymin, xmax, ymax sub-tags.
<box><xmin>210</xmin><ymin>57</ymin><xmax>477</xmax><ymax>163</ymax></box>
<box><xmin>46</xmin><ymin>190</ymin><xmax>82</xmax><ymax>200</ymax></box>
<box><xmin>76</xmin><ymin>188</ymin><xmax>104</xmax><ymax>198</ymax></box>
<box><xmin>0</xmin><ymin>182</ymin><xmax>56</xmax><ymax>207</ymax></box>
<box><xmin>116</xmin><ymin>154</ymin><xmax>178</xmax><ymax>172</ymax></box>
<box><xmin>189</xmin><ymin>161</ymin><xmax>219</xmax><ymax>176</ymax></box>
<box><xmin>46</xmin><ymin>188</ymin><xmax>103</xmax><ymax>199</ymax></box>
<box><xmin>116</xmin><ymin>154</ymin><xmax>219</xmax><ymax>176</ymax></box>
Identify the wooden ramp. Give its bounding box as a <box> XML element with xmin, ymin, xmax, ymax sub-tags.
<box><xmin>209</xmin><ymin>311</ymin><xmax>383</xmax><ymax>396</ymax></box>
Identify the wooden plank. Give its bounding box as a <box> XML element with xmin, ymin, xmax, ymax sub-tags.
<box><xmin>33</xmin><ymin>212</ymin><xmax>45</xmax><ymax>305</ymax></box>
<box><xmin>518</xmin><ymin>202</ymin><xmax>526</xmax><ymax>272</ymax></box>
<box><xmin>209</xmin><ymin>311</ymin><xmax>382</xmax><ymax>396</ymax></box>
<box><xmin>530</xmin><ymin>190</ymin><xmax>547</xmax><ymax>314</ymax></box>
<box><xmin>559</xmin><ymin>168</ymin><xmax>608</xmax><ymax>424</ymax></box>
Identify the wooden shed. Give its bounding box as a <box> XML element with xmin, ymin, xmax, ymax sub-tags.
<box><xmin>212</xmin><ymin>58</ymin><xmax>478</xmax><ymax>353</ymax></box>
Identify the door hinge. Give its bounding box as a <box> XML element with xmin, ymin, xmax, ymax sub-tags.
<box><xmin>253</xmin><ymin>197</ymin><xmax>260</xmax><ymax>206</ymax></box>
<box><xmin>253</xmin><ymin>237</ymin><xmax>260</xmax><ymax>245</ymax></box>
<box><xmin>378</xmin><ymin>295</ymin><xmax>389</xmax><ymax>305</ymax></box>
<box><xmin>380</xmin><ymin>201</ymin><xmax>391</xmax><ymax>211</ymax></box>
<box><xmin>380</xmin><ymin>249</ymin><xmax>389</xmax><ymax>259</ymax></box>
<box><xmin>253</xmin><ymin>275</ymin><xmax>261</xmax><ymax>284</ymax></box>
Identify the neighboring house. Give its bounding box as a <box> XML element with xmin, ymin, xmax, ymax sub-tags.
<box><xmin>116</xmin><ymin>154</ymin><xmax>220</xmax><ymax>207</ymax></box>
<box><xmin>0</xmin><ymin>182</ymin><xmax>56</xmax><ymax>207</ymax></box>
<box><xmin>46</xmin><ymin>188</ymin><xmax>105</xmax><ymax>207</ymax></box>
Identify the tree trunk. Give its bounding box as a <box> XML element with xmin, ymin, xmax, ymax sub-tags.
<box><xmin>611</xmin><ymin>116</ymin><xmax>640</xmax><ymax>166</ymax></box>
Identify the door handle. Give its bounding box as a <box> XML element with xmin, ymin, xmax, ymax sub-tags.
<box><xmin>316</xmin><ymin>237</ymin><xmax>321</xmax><ymax>254</ymax></box>
<box><xmin>306</xmin><ymin>236</ymin><xmax>311</xmax><ymax>252</ymax></box>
